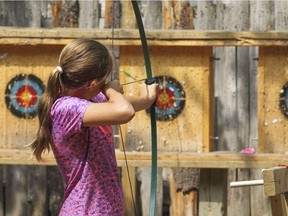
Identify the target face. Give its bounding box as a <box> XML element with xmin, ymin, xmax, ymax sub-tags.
<box><xmin>279</xmin><ymin>82</ymin><xmax>288</xmax><ymax>118</ymax></box>
<box><xmin>5</xmin><ymin>74</ymin><xmax>45</xmax><ymax>119</ymax></box>
<box><xmin>148</xmin><ymin>75</ymin><xmax>185</xmax><ymax>121</ymax></box>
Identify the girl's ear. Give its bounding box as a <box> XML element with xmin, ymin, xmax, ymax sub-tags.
<box><xmin>87</xmin><ymin>80</ymin><xmax>98</xmax><ymax>89</ymax></box>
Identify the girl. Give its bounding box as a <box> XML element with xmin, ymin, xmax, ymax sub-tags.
<box><xmin>30</xmin><ymin>38</ymin><xmax>157</xmax><ymax>215</ymax></box>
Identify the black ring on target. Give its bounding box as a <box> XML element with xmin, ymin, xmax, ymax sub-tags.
<box><xmin>147</xmin><ymin>75</ymin><xmax>185</xmax><ymax>121</ymax></box>
<box><xmin>279</xmin><ymin>82</ymin><xmax>288</xmax><ymax>118</ymax></box>
<box><xmin>5</xmin><ymin>74</ymin><xmax>45</xmax><ymax>119</ymax></box>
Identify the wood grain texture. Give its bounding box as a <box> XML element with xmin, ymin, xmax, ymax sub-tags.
<box><xmin>3</xmin><ymin>28</ymin><xmax>288</xmax><ymax>46</ymax></box>
<box><xmin>258</xmin><ymin>47</ymin><xmax>288</xmax><ymax>153</ymax></box>
<box><xmin>120</xmin><ymin>45</ymin><xmax>213</xmax><ymax>153</ymax></box>
<box><xmin>0</xmin><ymin>44</ymin><xmax>62</xmax><ymax>150</ymax></box>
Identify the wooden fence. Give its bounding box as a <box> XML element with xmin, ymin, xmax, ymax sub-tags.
<box><xmin>1</xmin><ymin>1</ymin><xmax>288</xmax><ymax>216</ymax></box>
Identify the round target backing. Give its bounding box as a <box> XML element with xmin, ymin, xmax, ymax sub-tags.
<box><xmin>5</xmin><ymin>74</ymin><xmax>45</xmax><ymax>119</ymax></box>
<box><xmin>147</xmin><ymin>75</ymin><xmax>185</xmax><ymax>121</ymax></box>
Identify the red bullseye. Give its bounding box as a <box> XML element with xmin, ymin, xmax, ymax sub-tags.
<box><xmin>156</xmin><ymin>88</ymin><xmax>175</xmax><ymax>110</ymax></box>
<box><xmin>16</xmin><ymin>86</ymin><xmax>38</xmax><ymax>108</ymax></box>
<box><xmin>146</xmin><ymin>75</ymin><xmax>185</xmax><ymax>121</ymax></box>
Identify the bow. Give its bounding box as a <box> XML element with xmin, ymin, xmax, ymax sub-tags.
<box><xmin>131</xmin><ymin>1</ymin><xmax>158</xmax><ymax>216</ymax></box>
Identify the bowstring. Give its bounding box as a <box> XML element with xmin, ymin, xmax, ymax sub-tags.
<box><xmin>110</xmin><ymin>1</ymin><xmax>137</xmax><ymax>215</ymax></box>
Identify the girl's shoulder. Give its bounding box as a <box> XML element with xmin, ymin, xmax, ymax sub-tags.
<box><xmin>51</xmin><ymin>96</ymin><xmax>91</xmax><ymax>116</ymax></box>
<box><xmin>55</xmin><ymin>96</ymin><xmax>90</xmax><ymax>107</ymax></box>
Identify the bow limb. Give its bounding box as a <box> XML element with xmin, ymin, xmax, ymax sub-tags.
<box><xmin>131</xmin><ymin>1</ymin><xmax>158</xmax><ymax>216</ymax></box>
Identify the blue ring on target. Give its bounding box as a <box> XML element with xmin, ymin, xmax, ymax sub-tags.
<box><xmin>5</xmin><ymin>74</ymin><xmax>45</xmax><ymax>119</ymax></box>
<box><xmin>147</xmin><ymin>75</ymin><xmax>185</xmax><ymax>121</ymax></box>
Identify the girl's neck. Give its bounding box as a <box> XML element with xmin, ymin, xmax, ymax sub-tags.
<box><xmin>64</xmin><ymin>87</ymin><xmax>89</xmax><ymax>100</ymax></box>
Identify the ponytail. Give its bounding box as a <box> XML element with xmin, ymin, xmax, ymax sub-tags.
<box><xmin>30</xmin><ymin>68</ymin><xmax>63</xmax><ymax>161</ymax></box>
<box><xmin>30</xmin><ymin>38</ymin><xmax>113</xmax><ymax>161</ymax></box>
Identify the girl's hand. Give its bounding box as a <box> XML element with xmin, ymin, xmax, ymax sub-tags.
<box><xmin>139</xmin><ymin>83</ymin><xmax>158</xmax><ymax>107</ymax></box>
<box><xmin>102</xmin><ymin>80</ymin><xmax>124</xmax><ymax>96</ymax></box>
<box><xmin>124</xmin><ymin>82</ymin><xmax>158</xmax><ymax>112</ymax></box>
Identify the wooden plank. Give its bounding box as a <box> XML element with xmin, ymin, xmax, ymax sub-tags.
<box><xmin>122</xmin><ymin>1</ymin><xmax>135</xmax><ymax>29</ymax></box>
<box><xmin>138</xmin><ymin>167</ymin><xmax>163</xmax><ymax>216</ymax></box>
<box><xmin>270</xmin><ymin>194</ymin><xmax>288</xmax><ymax>216</ymax></box>
<box><xmin>1</xmin><ymin>149</ymin><xmax>288</xmax><ymax>168</ymax></box>
<box><xmin>0</xmin><ymin>166</ymin><xmax>4</xmax><ymax>216</ymax></box>
<box><xmin>5</xmin><ymin>165</ymin><xmax>28</xmax><ymax>215</ymax></box>
<box><xmin>47</xmin><ymin>166</ymin><xmax>64</xmax><ymax>215</ymax></box>
<box><xmin>250</xmin><ymin>169</ymin><xmax>271</xmax><ymax>215</ymax></box>
<box><xmin>4</xmin><ymin>28</ymin><xmax>288</xmax><ymax>46</ymax></box>
<box><xmin>275</xmin><ymin>1</ymin><xmax>288</xmax><ymax>30</ymax></box>
<box><xmin>202</xmin><ymin>51</ymin><xmax>214</xmax><ymax>152</ymax></box>
<box><xmin>78</xmin><ymin>1</ymin><xmax>99</xmax><ymax>28</ymax></box>
<box><xmin>169</xmin><ymin>174</ymin><xmax>198</xmax><ymax>216</ymax></box>
<box><xmin>263</xmin><ymin>167</ymin><xmax>288</xmax><ymax>196</ymax></box>
<box><xmin>258</xmin><ymin>47</ymin><xmax>288</xmax><ymax>153</ymax></box>
<box><xmin>121</xmin><ymin>166</ymin><xmax>137</xmax><ymax>216</ymax></box>
<box><xmin>163</xmin><ymin>0</ymin><xmax>194</xmax><ymax>30</ymax></box>
<box><xmin>144</xmin><ymin>1</ymin><xmax>162</xmax><ymax>29</ymax></box>
<box><xmin>199</xmin><ymin>169</ymin><xmax>227</xmax><ymax>216</ymax></box>
<box><xmin>0</xmin><ymin>44</ymin><xmax>62</xmax><ymax>150</ymax></box>
<box><xmin>104</xmin><ymin>0</ymin><xmax>122</xmax><ymax>29</ymax></box>
<box><xmin>27</xmin><ymin>166</ymin><xmax>47</xmax><ymax>216</ymax></box>
<box><xmin>249</xmin><ymin>2</ymin><xmax>271</xmax><ymax>210</ymax></box>
<box><xmin>120</xmin><ymin>45</ymin><xmax>212</xmax><ymax>153</ymax></box>
<box><xmin>257</xmin><ymin>48</ymin><xmax>266</xmax><ymax>153</ymax></box>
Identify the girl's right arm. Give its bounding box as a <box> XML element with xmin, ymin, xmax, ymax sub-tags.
<box><xmin>82</xmin><ymin>81</ymin><xmax>135</xmax><ymax>127</ymax></box>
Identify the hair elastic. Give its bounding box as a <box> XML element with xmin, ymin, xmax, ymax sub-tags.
<box><xmin>56</xmin><ymin>66</ymin><xmax>63</xmax><ymax>73</ymax></box>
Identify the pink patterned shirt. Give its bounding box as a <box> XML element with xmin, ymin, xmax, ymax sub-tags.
<box><xmin>50</xmin><ymin>93</ymin><xmax>124</xmax><ymax>215</ymax></box>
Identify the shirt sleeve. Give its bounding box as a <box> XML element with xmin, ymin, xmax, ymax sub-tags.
<box><xmin>51</xmin><ymin>97</ymin><xmax>92</xmax><ymax>134</ymax></box>
<box><xmin>91</xmin><ymin>92</ymin><xmax>108</xmax><ymax>103</ymax></box>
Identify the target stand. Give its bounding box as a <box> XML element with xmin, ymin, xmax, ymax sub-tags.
<box><xmin>0</xmin><ymin>43</ymin><xmax>62</xmax><ymax>150</ymax></box>
<box><xmin>120</xmin><ymin>45</ymin><xmax>213</xmax><ymax>153</ymax></box>
<box><xmin>230</xmin><ymin>166</ymin><xmax>288</xmax><ymax>216</ymax></box>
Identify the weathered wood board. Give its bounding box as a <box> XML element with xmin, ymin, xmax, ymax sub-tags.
<box><xmin>120</xmin><ymin>45</ymin><xmax>213</xmax><ymax>153</ymax></box>
<box><xmin>0</xmin><ymin>44</ymin><xmax>62</xmax><ymax>149</ymax></box>
<box><xmin>258</xmin><ymin>46</ymin><xmax>288</xmax><ymax>153</ymax></box>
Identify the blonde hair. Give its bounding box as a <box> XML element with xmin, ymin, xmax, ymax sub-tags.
<box><xmin>30</xmin><ymin>38</ymin><xmax>113</xmax><ymax>161</ymax></box>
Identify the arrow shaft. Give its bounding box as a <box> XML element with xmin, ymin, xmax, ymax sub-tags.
<box><xmin>121</xmin><ymin>78</ymin><xmax>147</xmax><ymax>86</ymax></box>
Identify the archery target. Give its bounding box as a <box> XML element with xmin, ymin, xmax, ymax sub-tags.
<box><xmin>5</xmin><ymin>74</ymin><xmax>45</xmax><ymax>119</ymax></box>
<box><xmin>148</xmin><ymin>75</ymin><xmax>185</xmax><ymax>121</ymax></box>
<box><xmin>279</xmin><ymin>82</ymin><xmax>288</xmax><ymax>118</ymax></box>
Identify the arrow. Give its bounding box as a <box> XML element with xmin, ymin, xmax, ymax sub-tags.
<box><xmin>122</xmin><ymin>78</ymin><xmax>147</xmax><ymax>86</ymax></box>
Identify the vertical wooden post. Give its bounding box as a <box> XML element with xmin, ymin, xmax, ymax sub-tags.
<box><xmin>0</xmin><ymin>166</ymin><xmax>3</xmax><ymax>216</ymax></box>
<box><xmin>122</xmin><ymin>1</ymin><xmax>136</xmax><ymax>29</ymax></box>
<box><xmin>170</xmin><ymin>169</ymin><xmax>199</xmax><ymax>216</ymax></box>
<box><xmin>270</xmin><ymin>194</ymin><xmax>288</xmax><ymax>216</ymax></box>
<box><xmin>121</xmin><ymin>167</ymin><xmax>137</xmax><ymax>216</ymax></box>
<box><xmin>78</xmin><ymin>1</ymin><xmax>99</xmax><ymax>28</ymax></box>
<box><xmin>104</xmin><ymin>0</ymin><xmax>121</xmax><ymax>29</ymax></box>
<box><xmin>5</xmin><ymin>166</ymin><xmax>28</xmax><ymax>215</ymax></box>
<box><xmin>163</xmin><ymin>1</ymin><xmax>200</xmax><ymax>215</ymax></box>
<box><xmin>163</xmin><ymin>0</ymin><xmax>194</xmax><ymax>29</ymax></box>
<box><xmin>250</xmin><ymin>2</ymin><xmax>274</xmax><ymax>215</ymax></box>
<box><xmin>263</xmin><ymin>167</ymin><xmax>288</xmax><ymax>216</ymax></box>
<box><xmin>27</xmin><ymin>166</ymin><xmax>47</xmax><ymax>216</ymax></box>
<box><xmin>212</xmin><ymin>2</ymin><xmax>251</xmax><ymax>216</ymax></box>
<box><xmin>47</xmin><ymin>166</ymin><xmax>64</xmax><ymax>215</ymax></box>
<box><xmin>50</xmin><ymin>0</ymin><xmax>79</xmax><ymax>28</ymax></box>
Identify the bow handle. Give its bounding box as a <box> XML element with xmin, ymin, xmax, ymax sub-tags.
<box><xmin>145</xmin><ymin>78</ymin><xmax>156</xmax><ymax>85</ymax></box>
